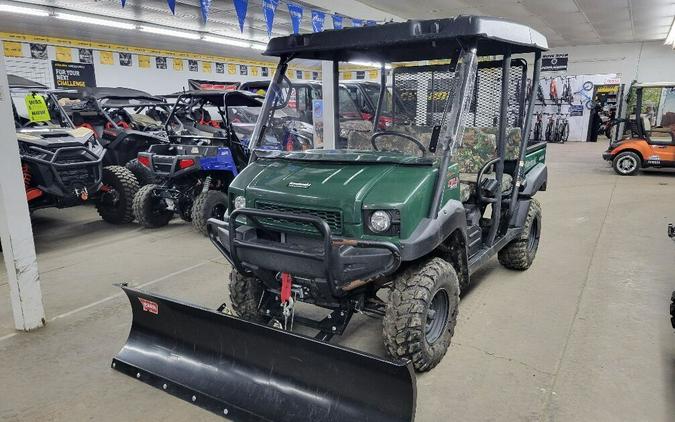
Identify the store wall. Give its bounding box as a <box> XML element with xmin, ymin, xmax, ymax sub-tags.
<box><xmin>545</xmin><ymin>41</ymin><xmax>675</xmax><ymax>83</ymax></box>
<box><xmin>1</xmin><ymin>39</ymin><xmax>323</xmax><ymax>96</ymax></box>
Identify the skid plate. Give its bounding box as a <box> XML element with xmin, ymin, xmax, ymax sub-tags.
<box><xmin>112</xmin><ymin>286</ymin><xmax>416</xmax><ymax>421</ymax></box>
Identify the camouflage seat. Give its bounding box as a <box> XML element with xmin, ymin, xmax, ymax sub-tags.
<box><xmin>455</xmin><ymin>127</ymin><xmax>521</xmax><ymax>202</ymax></box>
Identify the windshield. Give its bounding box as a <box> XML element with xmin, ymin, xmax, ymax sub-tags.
<box><xmin>256</xmin><ymin>57</ymin><xmax>479</xmax><ymax>157</ymax></box>
<box><xmin>254</xmin><ymin>52</ymin><xmax>527</xmax><ymax>166</ymax></box>
<box><xmin>12</xmin><ymin>90</ymin><xmax>72</xmax><ymax>130</ymax></box>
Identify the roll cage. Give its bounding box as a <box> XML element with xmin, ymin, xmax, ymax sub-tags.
<box><xmin>163</xmin><ymin>90</ymin><xmax>263</xmax><ymax>135</ymax></box>
<box><xmin>248</xmin><ymin>15</ymin><xmax>547</xmax><ymax>245</ymax></box>
<box><xmin>60</xmin><ymin>87</ymin><xmax>170</xmax><ymax>132</ymax></box>
<box><xmin>9</xmin><ymin>83</ymin><xmax>75</xmax><ymax>130</ymax></box>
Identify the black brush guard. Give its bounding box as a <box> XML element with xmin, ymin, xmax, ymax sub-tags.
<box><xmin>112</xmin><ymin>285</ymin><xmax>416</xmax><ymax>421</ymax></box>
<box><xmin>23</xmin><ymin>145</ymin><xmax>102</xmax><ymax>196</ymax></box>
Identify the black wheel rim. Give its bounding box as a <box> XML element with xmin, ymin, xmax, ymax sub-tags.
<box><xmin>527</xmin><ymin>217</ymin><xmax>540</xmax><ymax>254</ymax></box>
<box><xmin>211</xmin><ymin>203</ymin><xmax>226</xmax><ymax>220</ymax></box>
<box><xmin>425</xmin><ymin>289</ymin><xmax>450</xmax><ymax>344</ymax></box>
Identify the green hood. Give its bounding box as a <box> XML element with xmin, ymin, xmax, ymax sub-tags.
<box><xmin>234</xmin><ymin>155</ymin><xmax>437</xmax><ymax>230</ymax></box>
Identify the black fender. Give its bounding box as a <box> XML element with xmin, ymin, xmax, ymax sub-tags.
<box><xmin>399</xmin><ymin>199</ymin><xmax>467</xmax><ymax>261</ymax></box>
<box><xmin>520</xmin><ymin>163</ymin><xmax>547</xmax><ymax>196</ymax></box>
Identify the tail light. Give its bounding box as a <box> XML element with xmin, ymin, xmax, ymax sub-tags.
<box><xmin>138</xmin><ymin>155</ymin><xmax>151</xmax><ymax>168</ymax></box>
<box><xmin>178</xmin><ymin>159</ymin><xmax>196</xmax><ymax>169</ymax></box>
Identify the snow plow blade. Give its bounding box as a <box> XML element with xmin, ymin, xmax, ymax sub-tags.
<box><xmin>112</xmin><ymin>286</ymin><xmax>417</xmax><ymax>421</ymax></box>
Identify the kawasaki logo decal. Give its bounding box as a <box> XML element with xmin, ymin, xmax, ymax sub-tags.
<box><xmin>288</xmin><ymin>182</ymin><xmax>311</xmax><ymax>188</ymax></box>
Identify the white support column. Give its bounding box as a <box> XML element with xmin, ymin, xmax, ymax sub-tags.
<box><xmin>321</xmin><ymin>61</ymin><xmax>337</xmax><ymax>149</ymax></box>
<box><xmin>0</xmin><ymin>43</ymin><xmax>45</xmax><ymax>331</ymax></box>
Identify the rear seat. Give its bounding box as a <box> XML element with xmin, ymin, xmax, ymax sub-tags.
<box><xmin>455</xmin><ymin>127</ymin><xmax>521</xmax><ymax>202</ymax></box>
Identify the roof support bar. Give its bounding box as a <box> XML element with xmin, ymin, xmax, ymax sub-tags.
<box><xmin>249</xmin><ymin>58</ymin><xmax>289</xmax><ymax>163</ymax></box>
<box><xmin>487</xmin><ymin>49</ymin><xmax>512</xmax><ymax>246</ymax></box>
<box><xmin>508</xmin><ymin>50</ymin><xmax>541</xmax><ymax>218</ymax></box>
<box><xmin>372</xmin><ymin>63</ymin><xmax>387</xmax><ymax>135</ymax></box>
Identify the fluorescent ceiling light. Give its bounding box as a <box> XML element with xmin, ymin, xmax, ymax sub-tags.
<box><xmin>56</xmin><ymin>12</ymin><xmax>136</xmax><ymax>30</ymax></box>
<box><xmin>349</xmin><ymin>61</ymin><xmax>391</xmax><ymax>69</ymax></box>
<box><xmin>203</xmin><ymin>35</ymin><xmax>267</xmax><ymax>51</ymax></box>
<box><xmin>203</xmin><ymin>35</ymin><xmax>251</xmax><ymax>48</ymax></box>
<box><xmin>140</xmin><ymin>25</ymin><xmax>200</xmax><ymax>40</ymax></box>
<box><xmin>0</xmin><ymin>4</ymin><xmax>49</xmax><ymax>16</ymax></box>
<box><xmin>666</xmin><ymin>17</ymin><xmax>675</xmax><ymax>47</ymax></box>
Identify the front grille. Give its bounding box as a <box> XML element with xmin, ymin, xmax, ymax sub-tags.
<box><xmin>255</xmin><ymin>201</ymin><xmax>343</xmax><ymax>235</ymax></box>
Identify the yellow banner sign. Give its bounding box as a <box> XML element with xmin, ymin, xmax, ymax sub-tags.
<box><xmin>227</xmin><ymin>64</ymin><xmax>237</xmax><ymax>75</ymax></box>
<box><xmin>138</xmin><ymin>55</ymin><xmax>151</xmax><ymax>68</ymax></box>
<box><xmin>342</xmin><ymin>71</ymin><xmax>353</xmax><ymax>80</ymax></box>
<box><xmin>56</xmin><ymin>46</ymin><xmax>72</xmax><ymax>62</ymax></box>
<box><xmin>173</xmin><ymin>58</ymin><xmax>184</xmax><ymax>71</ymax></box>
<box><xmin>202</xmin><ymin>61</ymin><xmax>212</xmax><ymax>73</ymax></box>
<box><xmin>251</xmin><ymin>66</ymin><xmax>259</xmax><ymax>76</ymax></box>
<box><xmin>24</xmin><ymin>94</ymin><xmax>51</xmax><ymax>122</ymax></box>
<box><xmin>100</xmin><ymin>51</ymin><xmax>114</xmax><ymax>65</ymax></box>
<box><xmin>3</xmin><ymin>41</ymin><xmax>22</xmax><ymax>57</ymax></box>
<box><xmin>368</xmin><ymin>70</ymin><xmax>378</xmax><ymax>80</ymax></box>
<box><xmin>596</xmin><ymin>85</ymin><xmax>619</xmax><ymax>94</ymax></box>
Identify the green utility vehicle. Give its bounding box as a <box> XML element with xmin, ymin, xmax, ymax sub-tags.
<box><xmin>113</xmin><ymin>16</ymin><xmax>548</xmax><ymax>422</ymax></box>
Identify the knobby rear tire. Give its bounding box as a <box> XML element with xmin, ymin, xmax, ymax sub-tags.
<box><xmin>498</xmin><ymin>198</ymin><xmax>542</xmax><ymax>270</ymax></box>
<box><xmin>191</xmin><ymin>190</ymin><xmax>228</xmax><ymax>236</ymax></box>
<box><xmin>96</xmin><ymin>166</ymin><xmax>139</xmax><ymax>224</ymax></box>
<box><xmin>133</xmin><ymin>184</ymin><xmax>173</xmax><ymax>228</ymax></box>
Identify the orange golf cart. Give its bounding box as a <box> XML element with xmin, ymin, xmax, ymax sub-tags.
<box><xmin>603</xmin><ymin>82</ymin><xmax>675</xmax><ymax>175</ymax></box>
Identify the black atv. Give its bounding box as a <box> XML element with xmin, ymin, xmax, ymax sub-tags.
<box><xmin>59</xmin><ymin>87</ymin><xmax>171</xmax><ymax>186</ymax></box>
<box><xmin>10</xmin><ymin>75</ymin><xmax>138</xmax><ymax>223</ymax></box>
<box><xmin>132</xmin><ymin>90</ymin><xmax>287</xmax><ymax>234</ymax></box>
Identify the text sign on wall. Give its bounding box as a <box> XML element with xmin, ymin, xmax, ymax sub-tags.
<box><xmin>52</xmin><ymin>61</ymin><xmax>97</xmax><ymax>90</ymax></box>
<box><xmin>541</xmin><ymin>54</ymin><xmax>568</xmax><ymax>72</ymax></box>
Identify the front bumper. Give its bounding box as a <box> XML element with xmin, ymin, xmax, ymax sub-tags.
<box><xmin>207</xmin><ymin>208</ymin><xmax>401</xmax><ymax>295</ymax></box>
<box><xmin>23</xmin><ymin>145</ymin><xmax>103</xmax><ymax>198</ymax></box>
<box><xmin>602</xmin><ymin>151</ymin><xmax>613</xmax><ymax>161</ymax></box>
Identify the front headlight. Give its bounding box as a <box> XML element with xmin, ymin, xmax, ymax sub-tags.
<box><xmin>234</xmin><ymin>195</ymin><xmax>246</xmax><ymax>209</ymax></box>
<box><xmin>369</xmin><ymin>210</ymin><xmax>391</xmax><ymax>233</ymax></box>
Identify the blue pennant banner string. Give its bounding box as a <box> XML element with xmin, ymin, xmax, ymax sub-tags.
<box><xmin>311</xmin><ymin>10</ymin><xmax>325</xmax><ymax>33</ymax></box>
<box><xmin>262</xmin><ymin>0</ymin><xmax>280</xmax><ymax>37</ymax></box>
<box><xmin>200</xmin><ymin>0</ymin><xmax>212</xmax><ymax>22</ymax></box>
<box><xmin>233</xmin><ymin>0</ymin><xmax>248</xmax><ymax>32</ymax></box>
<box><xmin>351</xmin><ymin>18</ymin><xmax>363</xmax><ymax>27</ymax></box>
<box><xmin>167</xmin><ymin>0</ymin><xmax>176</xmax><ymax>14</ymax></box>
<box><xmin>366</xmin><ymin>20</ymin><xmax>376</xmax><ymax>26</ymax></box>
<box><xmin>121</xmin><ymin>0</ymin><xmax>126</xmax><ymax>7</ymax></box>
<box><xmin>287</xmin><ymin>3</ymin><xmax>303</xmax><ymax>34</ymax></box>
<box><xmin>332</xmin><ymin>14</ymin><xmax>343</xmax><ymax>30</ymax></box>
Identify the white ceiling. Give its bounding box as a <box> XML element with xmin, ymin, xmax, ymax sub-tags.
<box><xmin>0</xmin><ymin>0</ymin><xmax>673</xmax><ymax>58</ymax></box>
<box><xmin>357</xmin><ymin>0</ymin><xmax>675</xmax><ymax>47</ymax></box>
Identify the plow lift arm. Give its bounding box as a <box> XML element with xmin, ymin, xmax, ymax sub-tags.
<box><xmin>112</xmin><ymin>285</ymin><xmax>416</xmax><ymax>421</ymax></box>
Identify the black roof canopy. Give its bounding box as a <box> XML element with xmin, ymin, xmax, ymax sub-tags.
<box><xmin>173</xmin><ymin>90</ymin><xmax>263</xmax><ymax>108</ymax></box>
<box><xmin>264</xmin><ymin>16</ymin><xmax>548</xmax><ymax>62</ymax></box>
<box><xmin>81</xmin><ymin>87</ymin><xmax>165</xmax><ymax>103</ymax></box>
<box><xmin>7</xmin><ymin>75</ymin><xmax>49</xmax><ymax>90</ymax></box>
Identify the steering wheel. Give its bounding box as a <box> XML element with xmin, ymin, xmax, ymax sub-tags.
<box><xmin>370</xmin><ymin>131</ymin><xmax>426</xmax><ymax>155</ymax></box>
